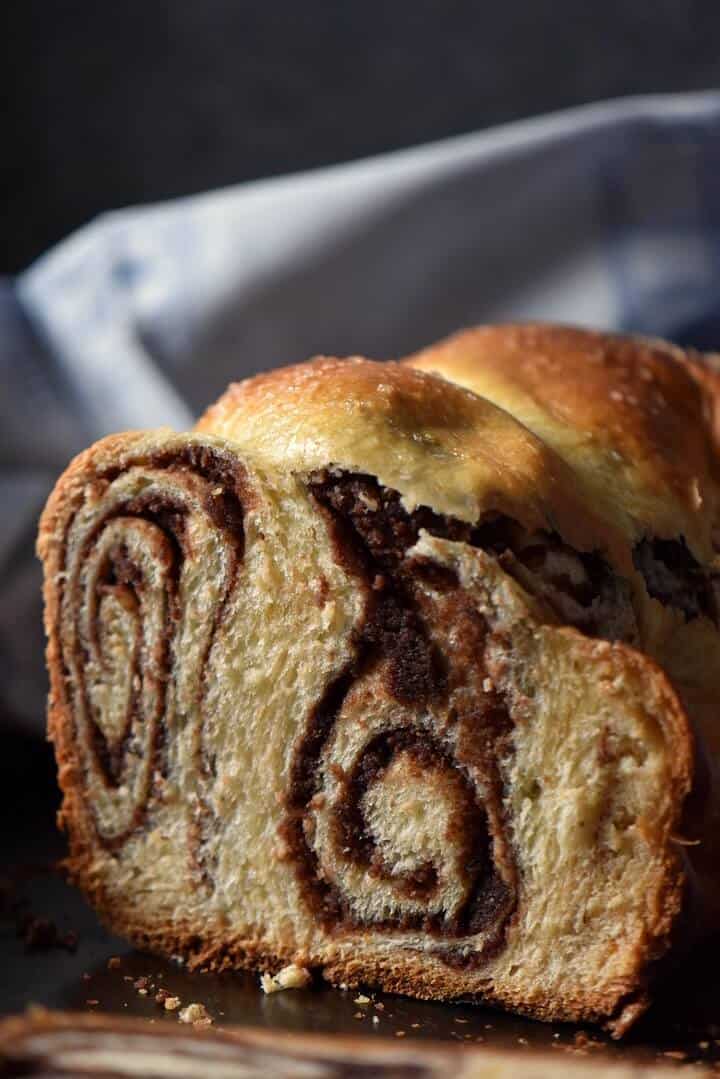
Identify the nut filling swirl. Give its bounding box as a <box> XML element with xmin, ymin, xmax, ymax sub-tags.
<box><xmin>52</xmin><ymin>446</ymin><xmax>248</xmax><ymax>878</ymax></box>
<box><xmin>280</xmin><ymin>472</ymin><xmax>519</xmax><ymax>962</ymax></box>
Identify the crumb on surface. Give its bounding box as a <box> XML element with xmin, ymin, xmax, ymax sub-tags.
<box><xmin>354</xmin><ymin>994</ymin><xmax>371</xmax><ymax>1005</ymax></box>
<box><xmin>260</xmin><ymin>963</ymin><xmax>311</xmax><ymax>994</ymax></box>
<box><xmin>163</xmin><ymin>996</ymin><xmax>181</xmax><ymax>1012</ymax></box>
<box><xmin>107</xmin><ymin>956</ymin><xmax>121</xmax><ymax>970</ymax></box>
<box><xmin>178</xmin><ymin>1002</ymin><xmax>213</xmax><ymax>1026</ymax></box>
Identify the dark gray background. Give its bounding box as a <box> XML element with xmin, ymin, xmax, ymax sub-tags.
<box><xmin>3</xmin><ymin>0</ymin><xmax>720</xmax><ymax>273</ymax></box>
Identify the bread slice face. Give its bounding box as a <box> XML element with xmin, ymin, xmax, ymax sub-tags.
<box><xmin>3</xmin><ymin>1010</ymin><xmax>709</xmax><ymax>1078</ymax></box>
<box><xmin>38</xmin><ymin>416</ymin><xmax>691</xmax><ymax>1030</ymax></box>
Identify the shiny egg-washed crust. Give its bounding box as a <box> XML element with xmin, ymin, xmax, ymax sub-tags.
<box><xmin>196</xmin><ymin>356</ymin><xmax>633</xmax><ymax>573</ymax></box>
<box><xmin>405</xmin><ymin>323</ymin><xmax>720</xmax><ymax>564</ymax></box>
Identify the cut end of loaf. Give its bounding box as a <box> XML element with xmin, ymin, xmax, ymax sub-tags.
<box><xmin>38</xmin><ymin>425</ymin><xmax>693</xmax><ymax>1030</ymax></box>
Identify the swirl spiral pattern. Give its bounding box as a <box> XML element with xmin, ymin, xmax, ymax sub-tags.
<box><xmin>48</xmin><ymin>440</ymin><xmax>248</xmax><ymax>875</ymax></box>
<box><xmin>280</xmin><ymin>472</ymin><xmax>518</xmax><ymax>959</ymax></box>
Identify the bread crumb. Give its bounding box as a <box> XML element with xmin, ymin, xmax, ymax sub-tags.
<box><xmin>395</xmin><ymin>1031</ymin><xmax>406</xmax><ymax>1038</ymax></box>
<box><xmin>260</xmin><ymin>963</ymin><xmax>311</xmax><ymax>994</ymax></box>
<box><xmin>178</xmin><ymin>1002</ymin><xmax>212</xmax><ymax>1026</ymax></box>
<box><xmin>107</xmin><ymin>957</ymin><xmax>121</xmax><ymax>970</ymax></box>
<box><xmin>163</xmin><ymin>996</ymin><xmax>181</xmax><ymax>1012</ymax></box>
<box><xmin>483</xmin><ymin>677</ymin><xmax>494</xmax><ymax>693</ymax></box>
<box><xmin>372</xmin><ymin>1015</ymin><xmax>380</xmax><ymax>1025</ymax></box>
<box><xmin>85</xmin><ymin>999</ymin><xmax>99</xmax><ymax>1006</ymax></box>
<box><xmin>354</xmin><ymin>994</ymin><xmax>371</xmax><ymax>1005</ymax></box>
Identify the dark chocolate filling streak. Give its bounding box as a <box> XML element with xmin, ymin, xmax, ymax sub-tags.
<box><xmin>57</xmin><ymin>446</ymin><xmax>248</xmax><ymax>870</ymax></box>
<box><xmin>281</xmin><ymin>473</ymin><xmax>523</xmax><ymax>960</ymax></box>
<box><xmin>633</xmin><ymin>535</ymin><xmax>719</xmax><ymax>623</ymax></box>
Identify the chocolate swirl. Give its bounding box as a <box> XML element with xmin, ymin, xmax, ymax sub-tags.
<box><xmin>52</xmin><ymin>444</ymin><xmax>248</xmax><ymax>871</ymax></box>
<box><xmin>280</xmin><ymin>473</ymin><xmax>519</xmax><ymax>961</ymax></box>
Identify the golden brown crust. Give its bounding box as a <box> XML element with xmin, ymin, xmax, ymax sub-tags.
<box><xmin>404</xmin><ymin>323</ymin><xmax>720</xmax><ymax>562</ymax></box>
<box><xmin>197</xmin><ymin>356</ymin><xmax>633</xmax><ymax>572</ymax></box>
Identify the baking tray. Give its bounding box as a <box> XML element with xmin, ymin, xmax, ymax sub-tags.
<box><xmin>2</xmin><ymin>816</ymin><xmax>720</xmax><ymax>1072</ymax></box>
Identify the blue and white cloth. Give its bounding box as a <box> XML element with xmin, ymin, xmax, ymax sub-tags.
<box><xmin>4</xmin><ymin>91</ymin><xmax>720</xmax><ymax>732</ymax></box>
